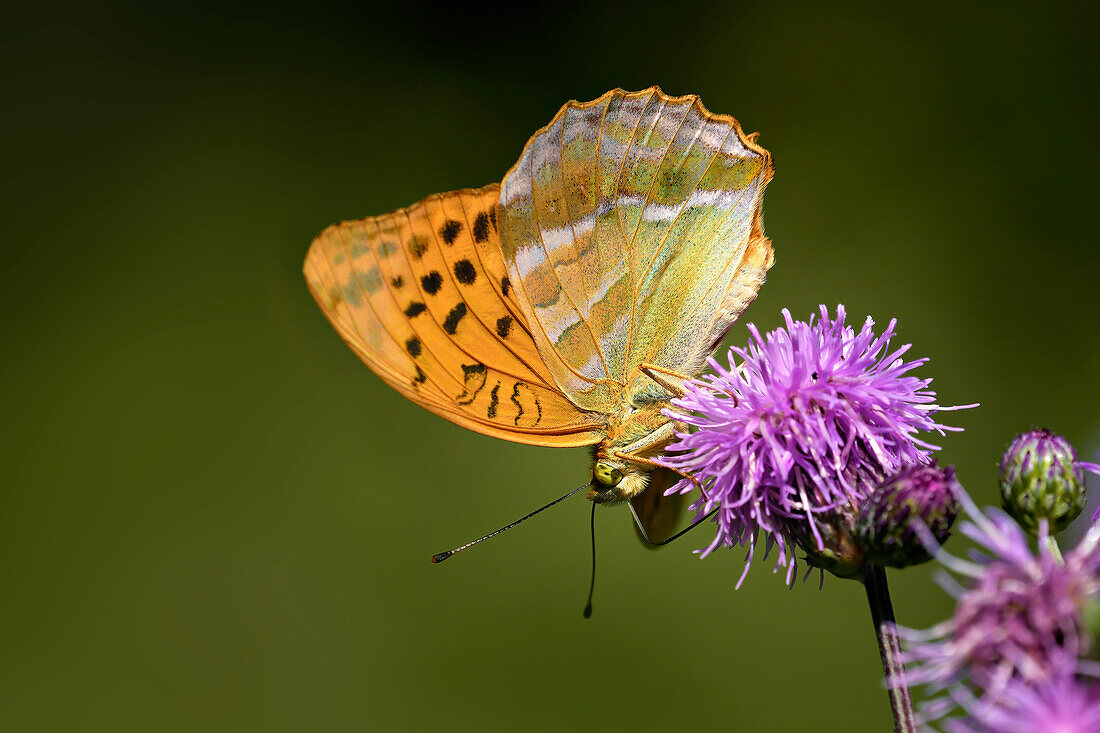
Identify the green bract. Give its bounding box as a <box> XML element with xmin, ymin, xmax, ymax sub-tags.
<box><xmin>1000</xmin><ymin>430</ymin><xmax>1087</xmax><ymax>535</ymax></box>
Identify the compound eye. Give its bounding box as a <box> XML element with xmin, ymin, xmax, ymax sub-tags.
<box><xmin>593</xmin><ymin>462</ymin><xmax>624</xmax><ymax>488</ymax></box>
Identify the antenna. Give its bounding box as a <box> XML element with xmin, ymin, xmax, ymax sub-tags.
<box><xmin>430</xmin><ymin>482</ymin><xmax>591</xmax><ymax>563</ymax></box>
<box><xmin>627</xmin><ymin>500</ymin><xmax>719</xmax><ymax>546</ymax></box>
<box><xmin>583</xmin><ymin>502</ymin><xmax>596</xmax><ymax>619</ymax></box>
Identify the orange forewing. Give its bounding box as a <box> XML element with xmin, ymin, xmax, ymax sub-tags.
<box><xmin>304</xmin><ymin>185</ymin><xmax>604</xmax><ymax>446</ymax></box>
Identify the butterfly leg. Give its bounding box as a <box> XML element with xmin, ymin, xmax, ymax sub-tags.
<box><xmin>615</xmin><ymin>451</ymin><xmax>706</xmax><ymax>493</ymax></box>
<box><xmin>611</xmin><ymin>423</ymin><xmax>706</xmax><ymax>493</ymax></box>
<box><xmin>639</xmin><ymin>362</ymin><xmax>692</xmax><ymax>398</ymax></box>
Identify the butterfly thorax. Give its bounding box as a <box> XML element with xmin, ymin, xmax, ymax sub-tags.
<box><xmin>589</xmin><ymin>397</ymin><xmax>682</xmax><ymax>504</ymax></box>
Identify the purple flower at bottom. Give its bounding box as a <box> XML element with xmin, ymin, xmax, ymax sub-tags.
<box><xmin>897</xmin><ymin>490</ymin><xmax>1100</xmax><ymax>725</ymax></box>
<box><xmin>660</xmin><ymin>305</ymin><xmax>972</xmax><ymax>585</ymax></box>
<box><xmin>945</xmin><ymin>676</ymin><xmax>1100</xmax><ymax>733</ymax></box>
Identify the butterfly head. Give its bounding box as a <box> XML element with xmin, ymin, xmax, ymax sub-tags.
<box><xmin>589</xmin><ymin>458</ymin><xmax>649</xmax><ymax>504</ymax></box>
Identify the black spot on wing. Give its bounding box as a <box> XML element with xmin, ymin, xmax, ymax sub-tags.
<box><xmin>413</xmin><ymin>366</ymin><xmax>427</xmax><ymax>386</ymax></box>
<box><xmin>510</xmin><ymin>383</ymin><xmax>523</xmax><ymax>425</ymax></box>
<box><xmin>408</xmin><ymin>236</ymin><xmax>429</xmax><ymax>259</ymax></box>
<box><xmin>421</xmin><ymin>271</ymin><xmax>443</xmax><ymax>295</ymax></box>
<box><xmin>404</xmin><ymin>301</ymin><xmax>426</xmax><ymax>317</ymax></box>
<box><xmin>501</xmin><ymin>276</ymin><xmax>511</xmax><ymax>297</ymax></box>
<box><xmin>442</xmin><ymin>303</ymin><xmax>467</xmax><ymax>335</ymax></box>
<box><xmin>473</xmin><ymin>212</ymin><xmax>490</xmax><ymax>243</ymax></box>
<box><xmin>405</xmin><ymin>337</ymin><xmax>421</xmax><ymax>357</ymax></box>
<box><xmin>489</xmin><ymin>208</ymin><xmax>497</xmax><ymax>231</ymax></box>
<box><xmin>456</xmin><ymin>363</ymin><xmax>487</xmax><ymax>405</ymax></box>
<box><xmin>511</xmin><ymin>383</ymin><xmax>542</xmax><ymax>426</ymax></box>
<box><xmin>390</xmin><ymin>275</ymin><xmax>404</xmax><ymax>289</ymax></box>
<box><xmin>462</xmin><ymin>363</ymin><xmax>486</xmax><ymax>378</ymax></box>
<box><xmin>487</xmin><ymin>382</ymin><xmax>500</xmax><ymax>418</ymax></box>
<box><xmin>440</xmin><ymin>219</ymin><xmax>463</xmax><ymax>245</ymax></box>
<box><xmin>453</xmin><ymin>259</ymin><xmax>477</xmax><ymax>285</ymax></box>
<box><xmin>496</xmin><ymin>315</ymin><xmax>512</xmax><ymax>338</ymax></box>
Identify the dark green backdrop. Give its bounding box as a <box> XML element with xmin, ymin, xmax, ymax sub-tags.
<box><xmin>3</xmin><ymin>2</ymin><xmax>1098</xmax><ymax>730</ymax></box>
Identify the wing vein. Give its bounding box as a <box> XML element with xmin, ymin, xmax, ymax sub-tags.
<box><xmin>342</xmin><ymin>224</ymin><xmax>468</xmax><ymax>395</ymax></box>
<box><xmin>557</xmin><ymin>109</ymin><xmax>613</xmax><ymax>379</ymax></box>
<box><xmin>614</xmin><ymin>90</ymin><xmax>658</xmax><ymax>383</ymax></box>
<box><xmin>625</xmin><ymin>98</ymin><xmax>693</xmax><ymax>250</ymax></box>
<box><xmin>401</xmin><ymin>207</ymin><xmax>550</xmax><ymax>387</ymax></box>
<box><xmin>633</xmin><ymin>120</ymin><xmax>728</xmax><ymax>292</ymax></box>
<box><xmin>332</xmin><ymin>224</ymin><xmax>461</xmax><ymax>397</ymax></box>
<box><xmin>528</xmin><ymin>137</ymin><xmax>610</xmax><ymax>383</ymax></box>
<box><xmin>505</xmin><ymin>197</ymin><xmax>604</xmax><ymax>390</ymax></box>
<box><xmin>644</xmin><ymin>183</ymin><xmax>761</xmax><ymax>365</ymax></box>
<box><xmin>454</xmin><ymin>193</ymin><xmax>540</xmax><ymax>345</ymax></box>
<box><xmin>428</xmin><ymin>195</ymin><xmax>554</xmax><ymax>389</ymax></box>
<box><xmin>458</xmin><ymin>198</ymin><xmax>540</xmax><ymax>344</ymax></box>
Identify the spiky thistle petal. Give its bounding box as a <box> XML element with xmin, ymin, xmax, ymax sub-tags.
<box><xmin>661</xmin><ymin>305</ymin><xmax>973</xmax><ymax>585</ymax></box>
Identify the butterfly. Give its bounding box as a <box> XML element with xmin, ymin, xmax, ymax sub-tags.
<box><xmin>303</xmin><ymin>87</ymin><xmax>773</xmax><ymax>543</ymax></box>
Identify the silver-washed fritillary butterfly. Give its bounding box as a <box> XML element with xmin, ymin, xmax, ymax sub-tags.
<box><xmin>304</xmin><ymin>87</ymin><xmax>773</xmax><ymax>543</ymax></box>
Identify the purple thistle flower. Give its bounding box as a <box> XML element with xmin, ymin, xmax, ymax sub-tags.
<box><xmin>944</xmin><ymin>676</ymin><xmax>1100</xmax><ymax>733</ymax></box>
<box><xmin>660</xmin><ymin>305</ymin><xmax>972</xmax><ymax>586</ymax></box>
<box><xmin>897</xmin><ymin>490</ymin><xmax>1100</xmax><ymax>724</ymax></box>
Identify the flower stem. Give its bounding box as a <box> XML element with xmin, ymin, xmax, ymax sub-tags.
<box><xmin>1045</xmin><ymin>535</ymin><xmax>1064</xmax><ymax>564</ymax></box>
<box><xmin>862</xmin><ymin>565</ymin><xmax>917</xmax><ymax>733</ymax></box>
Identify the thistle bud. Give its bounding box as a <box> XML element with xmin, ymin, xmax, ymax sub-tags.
<box><xmin>787</xmin><ymin>461</ymin><xmax>885</xmax><ymax>580</ymax></box>
<box><xmin>1000</xmin><ymin>429</ymin><xmax>1087</xmax><ymax>535</ymax></box>
<box><xmin>853</xmin><ymin>464</ymin><xmax>960</xmax><ymax>569</ymax></box>
<box><xmin>792</xmin><ymin>503</ymin><xmax>866</xmax><ymax>580</ymax></box>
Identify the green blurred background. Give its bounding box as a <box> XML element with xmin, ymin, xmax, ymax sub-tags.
<box><xmin>2</xmin><ymin>2</ymin><xmax>1098</xmax><ymax>730</ymax></box>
